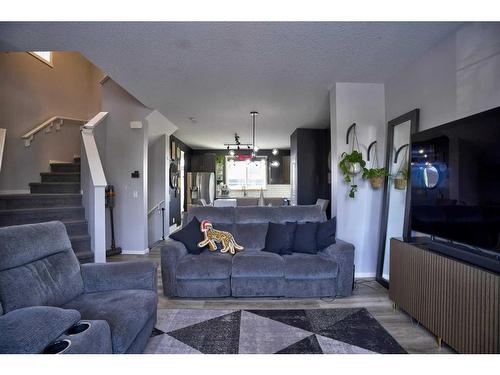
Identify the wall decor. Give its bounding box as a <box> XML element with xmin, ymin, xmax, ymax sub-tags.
<box><xmin>171</xmin><ymin>140</ymin><xmax>176</xmax><ymax>160</ymax></box>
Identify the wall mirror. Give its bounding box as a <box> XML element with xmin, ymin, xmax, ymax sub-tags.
<box><xmin>376</xmin><ymin>109</ymin><xmax>419</xmax><ymax>288</ymax></box>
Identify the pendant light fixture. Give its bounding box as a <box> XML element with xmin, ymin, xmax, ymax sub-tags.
<box><xmin>251</xmin><ymin>111</ymin><xmax>259</xmax><ymax>153</ymax></box>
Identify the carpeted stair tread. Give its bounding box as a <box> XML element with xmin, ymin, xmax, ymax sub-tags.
<box><xmin>74</xmin><ymin>250</ymin><xmax>94</xmax><ymax>263</ymax></box>
<box><xmin>40</xmin><ymin>172</ymin><xmax>80</xmax><ymax>183</ymax></box>
<box><xmin>69</xmin><ymin>234</ymin><xmax>91</xmax><ymax>253</ymax></box>
<box><xmin>0</xmin><ymin>193</ymin><xmax>82</xmax><ymax>209</ymax></box>
<box><xmin>29</xmin><ymin>182</ymin><xmax>80</xmax><ymax>194</ymax></box>
<box><xmin>0</xmin><ymin>206</ymin><xmax>85</xmax><ymax>227</ymax></box>
<box><xmin>62</xmin><ymin>220</ymin><xmax>89</xmax><ymax>236</ymax></box>
<box><xmin>49</xmin><ymin>162</ymin><xmax>80</xmax><ymax>173</ymax></box>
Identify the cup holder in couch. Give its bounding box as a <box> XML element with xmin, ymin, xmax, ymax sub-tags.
<box><xmin>66</xmin><ymin>321</ymin><xmax>91</xmax><ymax>336</ymax></box>
<box><xmin>42</xmin><ymin>339</ymin><xmax>71</xmax><ymax>354</ymax></box>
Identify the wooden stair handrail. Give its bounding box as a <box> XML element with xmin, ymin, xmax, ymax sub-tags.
<box><xmin>22</xmin><ymin>116</ymin><xmax>88</xmax><ymax>147</ymax></box>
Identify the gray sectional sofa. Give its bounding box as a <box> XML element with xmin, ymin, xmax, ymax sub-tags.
<box><xmin>0</xmin><ymin>221</ymin><xmax>158</xmax><ymax>354</ymax></box>
<box><xmin>161</xmin><ymin>205</ymin><xmax>355</xmax><ymax>298</ymax></box>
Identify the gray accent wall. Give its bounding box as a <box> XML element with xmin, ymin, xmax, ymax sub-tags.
<box><xmin>97</xmin><ymin>79</ymin><xmax>152</xmax><ymax>254</ymax></box>
<box><xmin>0</xmin><ymin>52</ymin><xmax>102</xmax><ymax>192</ymax></box>
<box><xmin>386</xmin><ymin>22</ymin><xmax>500</xmax><ymax>130</ymax></box>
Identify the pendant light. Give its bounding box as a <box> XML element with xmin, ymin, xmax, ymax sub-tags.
<box><xmin>251</xmin><ymin>111</ymin><xmax>259</xmax><ymax>153</ymax></box>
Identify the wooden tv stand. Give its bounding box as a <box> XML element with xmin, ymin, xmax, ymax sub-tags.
<box><xmin>389</xmin><ymin>238</ymin><xmax>499</xmax><ymax>353</ymax></box>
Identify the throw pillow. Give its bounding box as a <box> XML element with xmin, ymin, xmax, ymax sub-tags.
<box><xmin>263</xmin><ymin>222</ymin><xmax>297</xmax><ymax>255</ymax></box>
<box><xmin>169</xmin><ymin>216</ymin><xmax>204</xmax><ymax>254</ymax></box>
<box><xmin>198</xmin><ymin>220</ymin><xmax>244</xmax><ymax>255</ymax></box>
<box><xmin>317</xmin><ymin>217</ymin><xmax>337</xmax><ymax>250</ymax></box>
<box><xmin>293</xmin><ymin>222</ymin><xmax>319</xmax><ymax>254</ymax></box>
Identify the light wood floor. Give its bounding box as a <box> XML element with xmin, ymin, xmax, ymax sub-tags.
<box><xmin>111</xmin><ymin>246</ymin><xmax>455</xmax><ymax>354</ymax></box>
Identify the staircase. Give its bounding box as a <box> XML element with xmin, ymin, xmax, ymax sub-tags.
<box><xmin>0</xmin><ymin>157</ymin><xmax>94</xmax><ymax>263</ymax></box>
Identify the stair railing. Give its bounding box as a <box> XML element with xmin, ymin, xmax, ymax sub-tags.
<box><xmin>0</xmin><ymin>128</ymin><xmax>6</xmax><ymax>173</ymax></box>
<box><xmin>81</xmin><ymin>112</ymin><xmax>108</xmax><ymax>263</ymax></box>
<box><xmin>22</xmin><ymin>116</ymin><xmax>88</xmax><ymax>147</ymax></box>
<box><xmin>148</xmin><ymin>200</ymin><xmax>166</xmax><ymax>241</ymax></box>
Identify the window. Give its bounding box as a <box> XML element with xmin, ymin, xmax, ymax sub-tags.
<box><xmin>28</xmin><ymin>51</ymin><xmax>53</xmax><ymax>67</ymax></box>
<box><xmin>226</xmin><ymin>156</ymin><xmax>267</xmax><ymax>190</ymax></box>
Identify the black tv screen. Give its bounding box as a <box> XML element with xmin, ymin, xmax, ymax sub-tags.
<box><xmin>410</xmin><ymin>106</ymin><xmax>500</xmax><ymax>254</ymax></box>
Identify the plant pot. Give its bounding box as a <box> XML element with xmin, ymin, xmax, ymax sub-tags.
<box><xmin>369</xmin><ymin>176</ymin><xmax>384</xmax><ymax>189</ymax></box>
<box><xmin>394</xmin><ymin>178</ymin><xmax>407</xmax><ymax>190</ymax></box>
<box><xmin>347</xmin><ymin>162</ymin><xmax>362</xmax><ymax>175</ymax></box>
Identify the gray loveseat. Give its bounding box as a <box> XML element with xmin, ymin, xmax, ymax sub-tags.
<box><xmin>0</xmin><ymin>221</ymin><xmax>158</xmax><ymax>354</ymax></box>
<box><xmin>161</xmin><ymin>205</ymin><xmax>354</xmax><ymax>298</ymax></box>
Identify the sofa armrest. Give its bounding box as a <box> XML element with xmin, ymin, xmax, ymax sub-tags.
<box><xmin>0</xmin><ymin>306</ymin><xmax>81</xmax><ymax>354</ymax></box>
<box><xmin>160</xmin><ymin>239</ymin><xmax>189</xmax><ymax>297</ymax></box>
<box><xmin>81</xmin><ymin>261</ymin><xmax>157</xmax><ymax>293</ymax></box>
<box><xmin>320</xmin><ymin>239</ymin><xmax>355</xmax><ymax>297</ymax></box>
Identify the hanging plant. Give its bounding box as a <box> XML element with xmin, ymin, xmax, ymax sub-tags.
<box><xmin>393</xmin><ymin>146</ymin><xmax>409</xmax><ymax>190</ymax></box>
<box><xmin>362</xmin><ymin>141</ymin><xmax>389</xmax><ymax>189</ymax></box>
<box><xmin>339</xmin><ymin>126</ymin><xmax>366</xmax><ymax>198</ymax></box>
<box><xmin>362</xmin><ymin>167</ymin><xmax>390</xmax><ymax>189</ymax></box>
<box><xmin>393</xmin><ymin>167</ymin><xmax>408</xmax><ymax>190</ymax></box>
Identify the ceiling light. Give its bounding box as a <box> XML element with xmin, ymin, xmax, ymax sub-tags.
<box><xmin>229</xmin><ymin>149</ymin><xmax>235</xmax><ymax>156</ymax></box>
<box><xmin>272</xmin><ymin>148</ymin><xmax>279</xmax><ymax>156</ymax></box>
<box><xmin>270</xmin><ymin>160</ymin><xmax>280</xmax><ymax>168</ymax></box>
<box><xmin>253</xmin><ymin>146</ymin><xmax>259</xmax><ymax>152</ymax></box>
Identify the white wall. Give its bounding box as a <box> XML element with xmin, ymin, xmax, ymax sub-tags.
<box><xmin>330</xmin><ymin>83</ymin><xmax>386</xmax><ymax>277</ymax></box>
<box><xmin>386</xmin><ymin>22</ymin><xmax>500</xmax><ymax>130</ymax></box>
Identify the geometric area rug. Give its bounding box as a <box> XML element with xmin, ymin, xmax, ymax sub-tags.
<box><xmin>144</xmin><ymin>308</ymin><xmax>406</xmax><ymax>354</ymax></box>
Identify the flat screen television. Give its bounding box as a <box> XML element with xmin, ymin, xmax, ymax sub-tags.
<box><xmin>410</xmin><ymin>106</ymin><xmax>500</xmax><ymax>269</ymax></box>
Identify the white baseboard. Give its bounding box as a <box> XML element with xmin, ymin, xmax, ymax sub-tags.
<box><xmin>355</xmin><ymin>272</ymin><xmax>376</xmax><ymax>278</ymax></box>
<box><xmin>121</xmin><ymin>248</ymin><xmax>150</xmax><ymax>255</ymax></box>
<box><xmin>0</xmin><ymin>189</ymin><xmax>30</xmax><ymax>195</ymax></box>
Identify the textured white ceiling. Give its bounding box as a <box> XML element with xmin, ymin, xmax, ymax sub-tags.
<box><xmin>0</xmin><ymin>22</ymin><xmax>461</xmax><ymax>149</ymax></box>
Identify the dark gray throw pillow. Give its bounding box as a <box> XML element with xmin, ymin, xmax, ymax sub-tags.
<box><xmin>317</xmin><ymin>217</ymin><xmax>336</xmax><ymax>250</ymax></box>
<box><xmin>263</xmin><ymin>222</ymin><xmax>297</xmax><ymax>255</ymax></box>
<box><xmin>169</xmin><ymin>216</ymin><xmax>204</xmax><ymax>254</ymax></box>
<box><xmin>293</xmin><ymin>222</ymin><xmax>319</xmax><ymax>254</ymax></box>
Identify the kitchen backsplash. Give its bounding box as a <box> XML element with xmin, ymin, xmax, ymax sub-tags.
<box><xmin>222</xmin><ymin>184</ymin><xmax>291</xmax><ymax>198</ymax></box>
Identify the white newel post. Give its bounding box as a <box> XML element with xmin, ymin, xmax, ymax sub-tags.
<box><xmin>93</xmin><ymin>185</ymin><xmax>106</xmax><ymax>263</ymax></box>
<box><xmin>81</xmin><ymin>112</ymin><xmax>108</xmax><ymax>263</ymax></box>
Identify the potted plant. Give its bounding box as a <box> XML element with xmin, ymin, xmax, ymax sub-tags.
<box><xmin>339</xmin><ymin>150</ymin><xmax>366</xmax><ymax>198</ymax></box>
<box><xmin>393</xmin><ymin>167</ymin><xmax>408</xmax><ymax>190</ymax></box>
<box><xmin>362</xmin><ymin>167</ymin><xmax>390</xmax><ymax>189</ymax></box>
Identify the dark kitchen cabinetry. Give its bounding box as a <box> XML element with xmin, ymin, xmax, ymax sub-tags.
<box><xmin>290</xmin><ymin>128</ymin><xmax>331</xmax><ymax>215</ymax></box>
<box><xmin>190</xmin><ymin>153</ymin><xmax>216</xmax><ymax>173</ymax></box>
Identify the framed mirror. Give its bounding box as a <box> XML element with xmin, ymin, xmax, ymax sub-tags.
<box><xmin>376</xmin><ymin>109</ymin><xmax>419</xmax><ymax>288</ymax></box>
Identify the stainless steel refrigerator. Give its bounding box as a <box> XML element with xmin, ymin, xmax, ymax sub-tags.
<box><xmin>187</xmin><ymin>172</ymin><xmax>215</xmax><ymax>206</ymax></box>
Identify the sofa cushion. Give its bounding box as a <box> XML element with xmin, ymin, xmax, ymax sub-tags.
<box><xmin>0</xmin><ymin>221</ymin><xmax>72</xmax><ymax>271</ymax></box>
<box><xmin>0</xmin><ymin>250</ymin><xmax>84</xmax><ymax>313</ymax></box>
<box><xmin>233</xmin><ymin>223</ymin><xmax>268</xmax><ymax>251</ymax></box>
<box><xmin>176</xmin><ymin>252</ymin><xmax>232</xmax><ymax>280</ymax></box>
<box><xmin>188</xmin><ymin>206</ymin><xmax>235</xmax><ymax>224</ymax></box>
<box><xmin>317</xmin><ymin>217</ymin><xmax>337</xmax><ymax>250</ymax></box>
<box><xmin>263</xmin><ymin>222</ymin><xmax>296</xmax><ymax>255</ymax></box>
<box><xmin>284</xmin><ymin>253</ymin><xmax>338</xmax><ymax>279</ymax></box>
<box><xmin>63</xmin><ymin>289</ymin><xmax>157</xmax><ymax>354</ymax></box>
<box><xmin>293</xmin><ymin>222</ymin><xmax>319</xmax><ymax>254</ymax></box>
<box><xmin>169</xmin><ymin>216</ymin><xmax>204</xmax><ymax>254</ymax></box>
<box><xmin>232</xmin><ymin>251</ymin><xmax>284</xmax><ymax>278</ymax></box>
